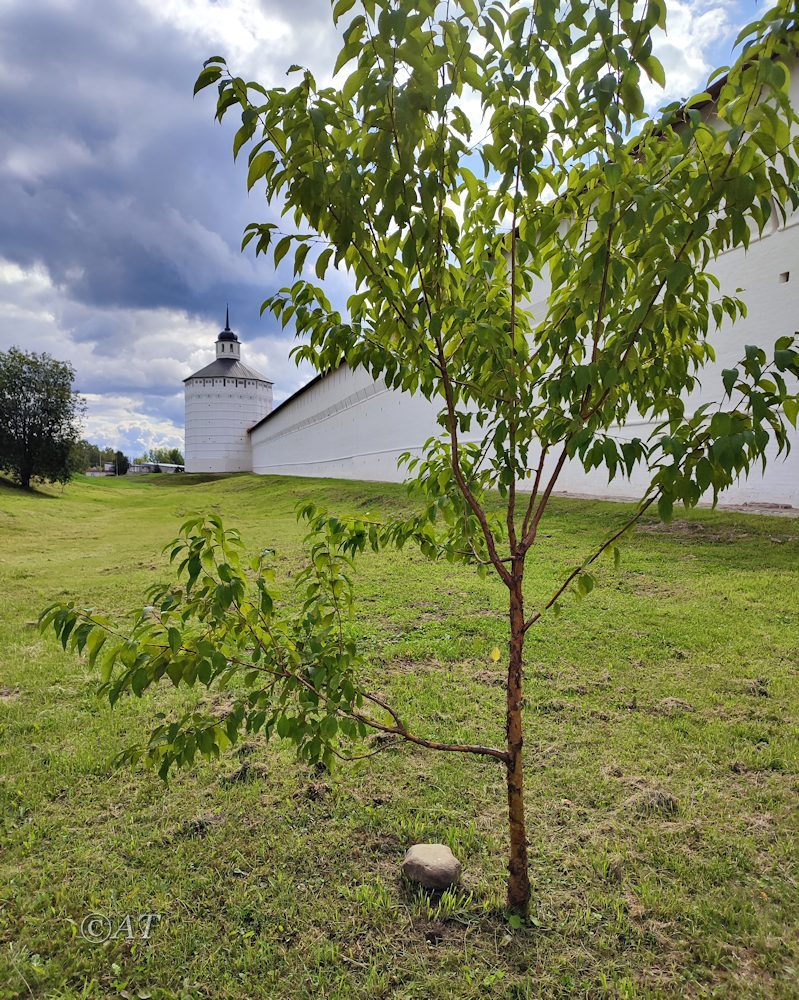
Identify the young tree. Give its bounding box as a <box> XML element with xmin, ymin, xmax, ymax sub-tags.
<box><xmin>43</xmin><ymin>1</ymin><xmax>799</xmax><ymax>915</ymax></box>
<box><xmin>115</xmin><ymin>451</ymin><xmax>130</xmax><ymax>476</ymax></box>
<box><xmin>0</xmin><ymin>347</ymin><xmax>84</xmax><ymax>489</ymax></box>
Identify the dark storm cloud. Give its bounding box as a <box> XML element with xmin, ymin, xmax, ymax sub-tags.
<box><xmin>3</xmin><ymin>1</ymin><xmax>243</xmax><ymax>322</ymax></box>
<box><xmin>0</xmin><ymin>0</ymin><xmax>343</xmax><ymax>349</ymax></box>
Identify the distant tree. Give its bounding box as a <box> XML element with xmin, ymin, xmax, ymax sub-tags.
<box><xmin>144</xmin><ymin>447</ymin><xmax>184</xmax><ymax>465</ymax></box>
<box><xmin>0</xmin><ymin>347</ymin><xmax>84</xmax><ymax>489</ymax></box>
<box><xmin>69</xmin><ymin>440</ymin><xmax>134</xmax><ymax>475</ymax></box>
<box><xmin>43</xmin><ymin>0</ymin><xmax>799</xmax><ymax>917</ymax></box>
<box><xmin>68</xmin><ymin>439</ymin><xmax>102</xmax><ymax>474</ymax></box>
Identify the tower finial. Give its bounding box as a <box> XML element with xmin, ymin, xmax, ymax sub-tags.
<box><xmin>225</xmin><ymin>303</ymin><xmax>230</xmax><ymax>331</ymax></box>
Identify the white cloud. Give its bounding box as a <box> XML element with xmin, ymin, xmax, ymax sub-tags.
<box><xmin>81</xmin><ymin>392</ymin><xmax>185</xmax><ymax>453</ymax></box>
<box><xmin>0</xmin><ymin>253</ymin><xmax>315</xmax><ymax>453</ymax></box>
<box><xmin>137</xmin><ymin>0</ymin><xmax>329</xmax><ymax>83</ymax></box>
<box><xmin>644</xmin><ymin>1</ymin><xmax>736</xmax><ymax>107</ymax></box>
<box><xmin>0</xmin><ymin>258</ymin><xmax>193</xmax><ymax>453</ymax></box>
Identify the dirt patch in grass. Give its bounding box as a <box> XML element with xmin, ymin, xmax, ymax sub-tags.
<box><xmin>742</xmin><ymin>677</ymin><xmax>770</xmax><ymax>698</ymax></box>
<box><xmin>355</xmin><ymin>831</ymin><xmax>405</xmax><ymax>860</ymax></box>
<box><xmin>638</xmin><ymin>519</ymin><xmax>756</xmax><ymax>543</ymax></box>
<box><xmin>624</xmin><ymin>787</ymin><xmax>680</xmax><ymax>817</ymax></box>
<box><xmin>613</xmin><ymin>775</ymin><xmax>682</xmax><ymax>818</ymax></box>
<box><xmin>626</xmin><ymin>788</ymin><xmax>680</xmax><ymax>817</ymax></box>
<box><xmin>173</xmin><ymin>814</ymin><xmax>220</xmax><ymax>840</ymax></box>
<box><xmin>201</xmin><ymin>692</ymin><xmax>238</xmax><ymax>718</ymax></box>
<box><xmin>219</xmin><ymin>760</ymin><xmax>270</xmax><ymax>785</ymax></box>
<box><xmin>654</xmin><ymin>697</ymin><xmax>696</xmax><ymax>715</ymax></box>
<box><xmin>0</xmin><ymin>686</ymin><xmax>20</xmax><ymax>702</ymax></box>
<box><xmin>474</xmin><ymin>668</ymin><xmax>504</xmax><ymax>686</ymax></box>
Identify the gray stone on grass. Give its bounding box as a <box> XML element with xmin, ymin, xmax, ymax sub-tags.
<box><xmin>401</xmin><ymin>843</ymin><xmax>461</xmax><ymax>890</ymax></box>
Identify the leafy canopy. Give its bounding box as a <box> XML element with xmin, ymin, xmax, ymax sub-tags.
<box><xmin>0</xmin><ymin>347</ymin><xmax>84</xmax><ymax>489</ymax></box>
<box><xmin>41</xmin><ymin>513</ymin><xmax>506</xmax><ymax>778</ymax></box>
<box><xmin>197</xmin><ymin>0</ymin><xmax>799</xmax><ymax>538</ymax></box>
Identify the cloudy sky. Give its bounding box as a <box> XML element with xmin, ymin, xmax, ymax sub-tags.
<box><xmin>0</xmin><ymin>0</ymin><xmax>765</xmax><ymax>456</ymax></box>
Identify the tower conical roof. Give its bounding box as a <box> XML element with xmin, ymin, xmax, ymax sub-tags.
<box><xmin>184</xmin><ymin>306</ymin><xmax>271</xmax><ymax>382</ymax></box>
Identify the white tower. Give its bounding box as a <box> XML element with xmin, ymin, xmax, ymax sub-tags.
<box><xmin>184</xmin><ymin>308</ymin><xmax>273</xmax><ymax>473</ymax></box>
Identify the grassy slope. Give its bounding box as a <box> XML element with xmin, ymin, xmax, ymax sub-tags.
<box><xmin>0</xmin><ymin>473</ymin><xmax>797</xmax><ymax>999</ymax></box>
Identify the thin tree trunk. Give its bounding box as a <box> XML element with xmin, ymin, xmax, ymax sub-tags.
<box><xmin>506</xmin><ymin>576</ymin><xmax>531</xmax><ymax>915</ymax></box>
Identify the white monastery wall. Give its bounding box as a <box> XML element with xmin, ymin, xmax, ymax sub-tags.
<box><xmin>250</xmin><ymin>364</ymin><xmax>449</xmax><ymax>481</ymax></box>
<box><xmin>250</xmin><ymin>66</ymin><xmax>799</xmax><ymax>506</ymax></box>
<box><xmin>250</xmin><ymin>216</ymin><xmax>799</xmax><ymax>505</ymax></box>
<box><xmin>186</xmin><ymin>377</ymin><xmax>272</xmax><ymax>473</ymax></box>
<box><xmin>524</xmin><ymin>209</ymin><xmax>799</xmax><ymax>506</ymax></box>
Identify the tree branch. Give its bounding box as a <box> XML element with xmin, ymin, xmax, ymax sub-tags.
<box><xmin>523</xmin><ymin>496</ymin><xmax>655</xmax><ymax>632</ymax></box>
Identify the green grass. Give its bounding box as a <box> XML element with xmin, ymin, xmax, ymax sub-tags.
<box><xmin>1</xmin><ymin>472</ymin><xmax>797</xmax><ymax>999</ymax></box>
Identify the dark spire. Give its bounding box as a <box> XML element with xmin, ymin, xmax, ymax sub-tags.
<box><xmin>217</xmin><ymin>303</ymin><xmax>238</xmax><ymax>342</ymax></box>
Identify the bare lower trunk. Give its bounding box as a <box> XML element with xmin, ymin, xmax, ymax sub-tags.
<box><xmin>506</xmin><ymin>577</ymin><xmax>530</xmax><ymax>916</ymax></box>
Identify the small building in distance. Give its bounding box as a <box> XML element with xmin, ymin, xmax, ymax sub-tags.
<box><xmin>183</xmin><ymin>309</ymin><xmax>273</xmax><ymax>473</ymax></box>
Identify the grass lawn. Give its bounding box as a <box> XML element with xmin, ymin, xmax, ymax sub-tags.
<box><xmin>0</xmin><ymin>472</ymin><xmax>797</xmax><ymax>999</ymax></box>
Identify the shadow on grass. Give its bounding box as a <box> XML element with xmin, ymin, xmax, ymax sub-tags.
<box><xmin>0</xmin><ymin>476</ymin><xmax>59</xmax><ymax>498</ymax></box>
<box><xmin>142</xmin><ymin>473</ymin><xmax>245</xmax><ymax>487</ymax></box>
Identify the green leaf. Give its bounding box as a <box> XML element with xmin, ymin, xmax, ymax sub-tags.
<box><xmin>86</xmin><ymin>629</ymin><xmax>107</xmax><ymax>667</ymax></box>
<box><xmin>332</xmin><ymin>0</ymin><xmax>357</xmax><ymax>23</ymax></box>
<box><xmin>167</xmin><ymin>628</ymin><xmax>182</xmax><ymax>655</ymax></box>
<box><xmin>273</xmin><ymin>236</ymin><xmax>292</xmax><ymax>267</ymax></box>
<box><xmin>293</xmin><ymin>242</ymin><xmax>311</xmax><ymax>275</ymax></box>
<box><xmin>316</xmin><ymin>247</ymin><xmax>334</xmax><ymax>278</ymax></box>
<box><xmin>247</xmin><ymin>151</ymin><xmax>274</xmax><ymax>192</ymax></box>
<box><xmin>194</xmin><ymin>66</ymin><xmax>223</xmax><ymax>96</ymax></box>
<box><xmin>721</xmin><ymin>368</ymin><xmax>737</xmax><ymax>397</ymax></box>
<box><xmin>643</xmin><ymin>55</ymin><xmax>666</xmax><ymax>88</ymax></box>
<box><xmin>233</xmin><ymin>123</ymin><xmax>255</xmax><ymax>161</ymax></box>
<box><xmin>604</xmin><ymin>162</ymin><xmax>622</xmax><ymax>189</ymax></box>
